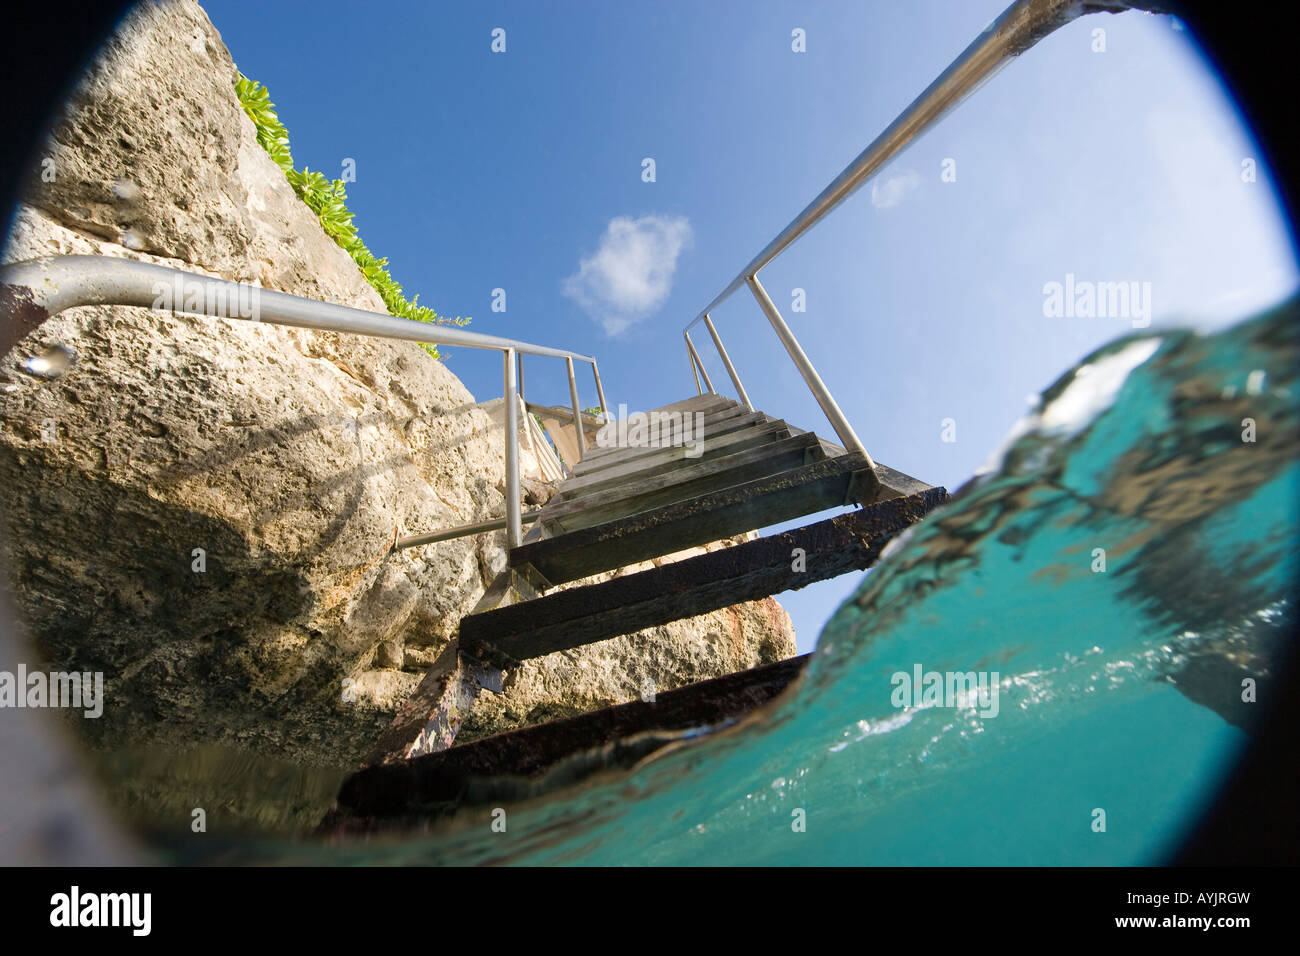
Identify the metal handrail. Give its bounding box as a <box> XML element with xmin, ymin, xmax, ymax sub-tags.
<box><xmin>684</xmin><ymin>332</ymin><xmax>715</xmax><ymax>395</ymax></box>
<box><xmin>395</xmin><ymin>511</ymin><xmax>542</xmax><ymax>550</ymax></box>
<box><xmin>702</xmin><ymin>314</ymin><xmax>751</xmax><ymax>412</ymax></box>
<box><xmin>682</xmin><ymin>0</ymin><xmax>1162</xmax><ymax>459</ymax></box>
<box><xmin>0</xmin><ymin>254</ymin><xmax>606</xmax><ymax>550</ymax></box>
<box><xmin>564</xmin><ymin>356</ymin><xmax>587</xmax><ymax>458</ymax></box>
<box><xmin>1</xmin><ymin>256</ymin><xmax>596</xmax><ymax>362</ymax></box>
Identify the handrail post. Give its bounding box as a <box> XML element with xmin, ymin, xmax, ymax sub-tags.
<box><xmin>503</xmin><ymin>348</ymin><xmax>522</xmax><ymax>549</ymax></box>
<box><xmin>745</xmin><ymin>273</ymin><xmax>870</xmax><ymax>463</ymax></box>
<box><xmin>684</xmin><ymin>333</ymin><xmax>716</xmax><ymax>394</ymax></box>
<box><xmin>591</xmin><ymin>361</ymin><xmax>612</xmax><ymax>423</ymax></box>
<box><xmin>517</xmin><ymin>352</ymin><xmax>525</xmax><ymax>403</ymax></box>
<box><xmin>702</xmin><ymin>314</ymin><xmax>752</xmax><ymax>412</ymax></box>
<box><xmin>688</xmin><ymin>340</ymin><xmax>702</xmax><ymax>394</ymax></box>
<box><xmin>565</xmin><ymin>356</ymin><xmax>587</xmax><ymax>459</ymax></box>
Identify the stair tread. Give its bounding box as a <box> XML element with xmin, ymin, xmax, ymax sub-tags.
<box><xmin>643</xmin><ymin>393</ymin><xmax>738</xmax><ymax>416</ymax></box>
<box><xmin>511</xmin><ymin>451</ymin><xmax>886</xmax><ymax>584</ymax></box>
<box><xmin>572</xmin><ymin>407</ymin><xmax>769</xmax><ymax>476</ymax></box>
<box><xmin>541</xmin><ymin>431</ymin><xmax>824</xmax><ymax>534</ymax></box>
<box><xmin>580</xmin><ymin>397</ymin><xmax>737</xmax><ymax>462</ymax></box>
<box><xmin>578</xmin><ymin>401</ymin><xmax>751</xmax><ymax>462</ymax></box>
<box><xmin>463</xmin><ymin>489</ymin><xmax>947</xmax><ymax>662</ymax></box>
<box><xmin>326</xmin><ymin>654</ymin><xmax>811</xmax><ymax>831</ymax></box>
<box><xmin>554</xmin><ymin>419</ymin><xmax>796</xmax><ymax>501</ymax></box>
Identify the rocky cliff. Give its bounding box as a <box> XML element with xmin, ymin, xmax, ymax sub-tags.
<box><xmin>0</xmin><ymin>0</ymin><xmax>794</xmax><ymax>773</ymax></box>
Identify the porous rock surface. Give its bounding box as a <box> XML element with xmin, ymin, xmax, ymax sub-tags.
<box><xmin>0</xmin><ymin>0</ymin><xmax>794</xmax><ymax>768</ymax></box>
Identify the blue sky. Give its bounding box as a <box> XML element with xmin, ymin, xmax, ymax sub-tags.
<box><xmin>205</xmin><ymin>0</ymin><xmax>1297</xmax><ymax>652</ymax></box>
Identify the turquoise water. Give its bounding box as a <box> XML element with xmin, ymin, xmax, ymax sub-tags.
<box><xmin>177</xmin><ymin>300</ymin><xmax>1298</xmax><ymax>865</ymax></box>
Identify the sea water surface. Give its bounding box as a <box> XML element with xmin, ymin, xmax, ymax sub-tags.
<box><xmin>163</xmin><ymin>299</ymin><xmax>1297</xmax><ymax>865</ymax></box>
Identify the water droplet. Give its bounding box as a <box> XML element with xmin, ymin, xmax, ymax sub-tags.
<box><xmin>119</xmin><ymin>227</ymin><xmax>146</xmax><ymax>251</ymax></box>
<box><xmin>112</xmin><ymin>178</ymin><xmax>141</xmax><ymax>203</ymax></box>
<box><xmin>21</xmin><ymin>344</ymin><xmax>77</xmax><ymax>380</ymax></box>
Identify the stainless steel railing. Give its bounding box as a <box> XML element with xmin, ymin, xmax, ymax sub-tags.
<box><xmin>681</xmin><ymin>0</ymin><xmax>1165</xmax><ymax>467</ymax></box>
<box><xmin>0</xmin><ymin>254</ymin><xmax>607</xmax><ymax>550</ymax></box>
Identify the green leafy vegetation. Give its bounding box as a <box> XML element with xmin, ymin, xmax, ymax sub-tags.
<box><xmin>234</xmin><ymin>74</ymin><xmax>468</xmax><ymax>359</ymax></box>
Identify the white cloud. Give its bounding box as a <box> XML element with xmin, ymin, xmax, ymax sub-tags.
<box><xmin>870</xmin><ymin>169</ymin><xmax>921</xmax><ymax>209</ymax></box>
<box><xmin>563</xmin><ymin>215</ymin><xmax>693</xmax><ymax>335</ymax></box>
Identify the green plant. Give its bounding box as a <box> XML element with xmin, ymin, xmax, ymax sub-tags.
<box><xmin>234</xmin><ymin>74</ymin><xmax>468</xmax><ymax>359</ymax></box>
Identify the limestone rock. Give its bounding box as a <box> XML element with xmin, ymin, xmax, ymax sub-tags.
<box><xmin>0</xmin><ymin>0</ymin><xmax>794</xmax><ymax>770</ymax></box>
